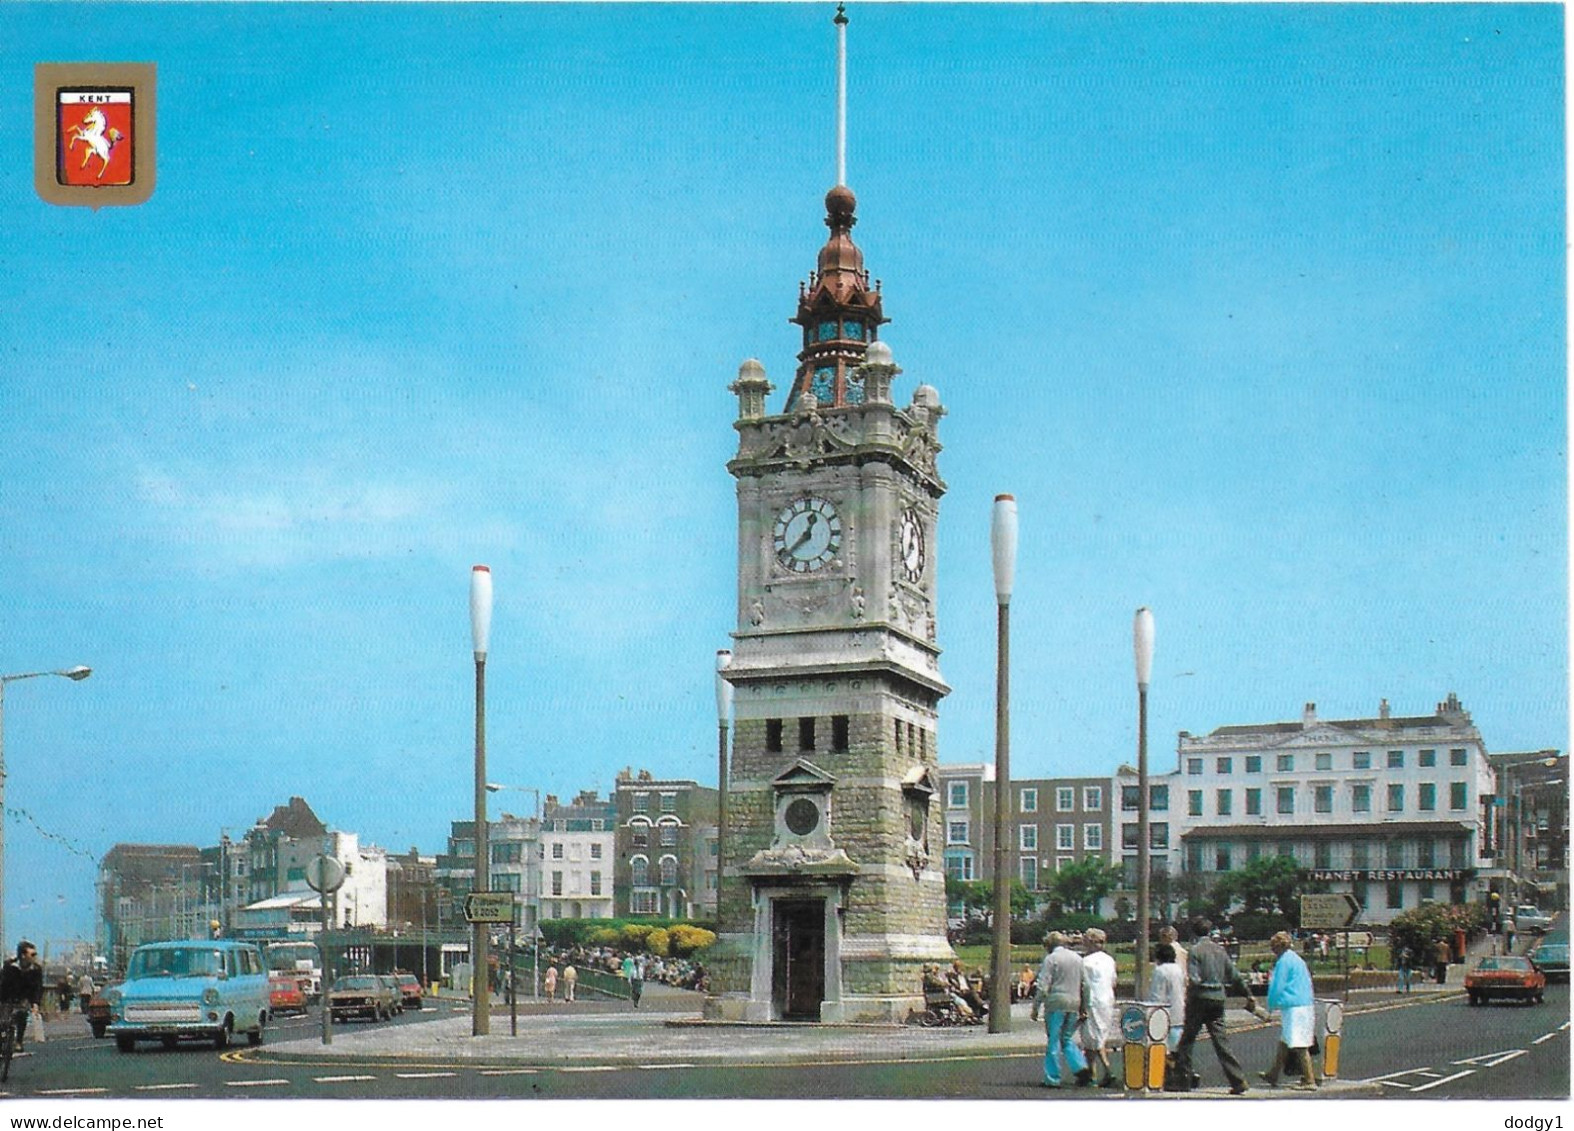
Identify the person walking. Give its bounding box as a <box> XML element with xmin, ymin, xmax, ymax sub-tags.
<box><xmin>562</xmin><ymin>963</ymin><xmax>577</xmax><ymax>1003</ymax></box>
<box><xmin>0</xmin><ymin>942</ymin><xmax>44</xmax><ymax>1052</ymax></box>
<box><xmin>622</xmin><ymin>953</ymin><xmax>645</xmax><ymax>1009</ymax></box>
<box><xmin>543</xmin><ymin>964</ymin><xmax>558</xmax><ymax>1003</ymax></box>
<box><xmin>1159</xmin><ymin>924</ymin><xmax>1188</xmax><ymax>979</ymax></box>
<box><xmin>1258</xmin><ymin>932</ymin><xmax>1318</xmax><ymax>1091</ymax></box>
<box><xmin>1172</xmin><ymin>918</ymin><xmax>1256</xmax><ymax>1095</ymax></box>
<box><xmin>1505</xmin><ymin>918</ymin><xmax>1517</xmax><ymax>955</ymax></box>
<box><xmin>1077</xmin><ymin>928</ymin><xmax>1118</xmax><ymax>1087</ymax></box>
<box><xmin>1151</xmin><ymin>942</ymin><xmax>1187</xmax><ymax>1088</ymax></box>
<box><xmin>1394</xmin><ymin>944</ymin><xmax>1413</xmax><ymax>994</ymax></box>
<box><xmin>1432</xmin><ymin>938</ymin><xmax>1451</xmax><ymax>984</ymax></box>
<box><xmin>1036</xmin><ymin>932</ymin><xmax>1089</xmax><ymax>1089</ymax></box>
<box><xmin>76</xmin><ymin>972</ymin><xmax>94</xmax><ymax>1015</ymax></box>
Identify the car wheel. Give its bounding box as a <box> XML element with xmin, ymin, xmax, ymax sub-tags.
<box><xmin>90</xmin><ymin>1021</ymin><xmax>106</xmax><ymax>1039</ymax></box>
<box><xmin>213</xmin><ymin>1022</ymin><xmax>230</xmax><ymax>1050</ymax></box>
<box><xmin>115</xmin><ymin>1035</ymin><xmax>135</xmax><ymax>1053</ymax></box>
<box><xmin>1467</xmin><ymin>993</ymin><xmax>1479</xmax><ymax>1006</ymax></box>
<box><xmin>248</xmin><ymin>1025</ymin><xmax>263</xmax><ymax>1046</ymax></box>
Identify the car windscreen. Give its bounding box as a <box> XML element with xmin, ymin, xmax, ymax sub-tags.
<box><xmin>333</xmin><ymin>976</ymin><xmax>379</xmax><ymax>990</ymax></box>
<box><xmin>127</xmin><ymin>948</ymin><xmax>226</xmax><ymax>979</ymax></box>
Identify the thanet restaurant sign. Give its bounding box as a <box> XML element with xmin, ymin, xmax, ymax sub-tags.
<box><xmin>1307</xmin><ymin>869</ymin><xmax>1470</xmax><ymax>882</ymax></box>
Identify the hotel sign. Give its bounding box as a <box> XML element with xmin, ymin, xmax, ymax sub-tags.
<box><xmin>1307</xmin><ymin>869</ymin><xmax>1469</xmax><ymax>882</ymax></box>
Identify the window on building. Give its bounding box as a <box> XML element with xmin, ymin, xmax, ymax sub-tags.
<box><xmin>1245</xmin><ymin>755</ymin><xmax>1262</xmax><ymax>773</ymax></box>
<box><xmin>1215</xmin><ymin>844</ymin><xmax>1232</xmax><ymax>872</ymax></box>
<box><xmin>1450</xmin><ymin>782</ymin><xmax>1468</xmax><ymax>810</ymax></box>
<box><xmin>1450</xmin><ymin>748</ymin><xmax>1468</xmax><ymax>766</ymax></box>
<box><xmin>1151</xmin><ymin>785</ymin><xmax>1169</xmax><ymax>811</ymax></box>
<box><xmin>590</xmin><ymin>843</ymin><xmax>603</xmax><ymax>860</ymax></box>
<box><xmin>1059</xmin><ymin>824</ymin><xmax>1076</xmax><ymax>851</ymax></box>
<box><xmin>1418</xmin><ymin>783</ymin><xmax>1436</xmax><ymax>811</ymax></box>
<box><xmin>631</xmin><ymin>828</ymin><xmax>649</xmax><ymax>848</ymax></box>
<box><xmin>1352</xmin><ymin>840</ymin><xmax>1370</xmax><ymax>869</ymax></box>
<box><xmin>1417</xmin><ymin>838</ymin><xmax>1436</xmax><ymax>868</ymax></box>
<box><xmin>1314</xmin><ymin>785</ymin><xmax>1333</xmax><ymax>814</ymax></box>
<box><xmin>1352</xmin><ymin>880</ymin><xmax>1369</xmax><ymax>909</ymax></box>
<box><xmin>949</xmin><ymin>782</ymin><xmax>969</xmax><ymax>809</ymax></box>
<box><xmin>1216</xmin><ymin>789</ymin><xmax>1232</xmax><ymax>817</ymax></box>
<box><xmin>1216</xmin><ymin>757</ymin><xmax>1232</xmax><ymax>774</ymax></box>
<box><xmin>631</xmin><ymin>890</ymin><xmax>658</xmax><ymax>915</ymax></box>
<box><xmin>1247</xmin><ymin>843</ymin><xmax>1262</xmax><ymax>862</ymax></box>
<box><xmin>1352</xmin><ymin>784</ymin><xmax>1371</xmax><ymax>813</ymax></box>
<box><xmin>1315</xmin><ymin>752</ymin><xmax>1333</xmax><ymax>771</ymax></box>
<box><xmin>1449</xmin><ymin>840</ymin><xmax>1466</xmax><ymax>868</ymax></box>
<box><xmin>799</xmin><ymin>717</ymin><xmax>817</xmax><ymax>750</ymax></box>
<box><xmin>1020</xmin><ymin>857</ymin><xmax>1039</xmax><ymax>890</ymax></box>
<box><xmin>766</xmin><ymin>719</ymin><xmax>784</xmax><ymax>752</ymax></box>
<box><xmin>551</xmin><ymin>871</ymin><xmax>563</xmax><ymax>896</ymax></box>
<box><xmin>659</xmin><ymin>856</ymin><xmax>678</xmax><ymax>885</ymax></box>
<box><xmin>1188</xmin><ymin>790</ymin><xmax>1203</xmax><ymax>817</ymax></box>
<box><xmin>1122</xmin><ymin>824</ymin><xmax>1139</xmax><ymax>850</ymax></box>
<box><xmin>1151</xmin><ymin>823</ymin><xmax>1169</xmax><ymax>850</ymax></box>
<box><xmin>1057</xmin><ymin>788</ymin><xmax>1074</xmax><ymax>811</ymax></box>
<box><xmin>1386</xmin><ymin>881</ymin><xmax>1403</xmax><ymax>910</ymax></box>
<box><xmin>1021</xmin><ymin>788</ymin><xmax>1038</xmax><ymax>813</ymax></box>
<box><xmin>1278</xmin><ymin>843</ymin><xmax>1296</xmax><ymax>860</ymax></box>
<box><xmin>1187</xmin><ymin>758</ymin><xmax>1203</xmax><ymax>775</ymax></box>
<box><xmin>1387</xmin><ymin>750</ymin><xmax>1404</xmax><ymax>769</ymax></box>
<box><xmin>552</xmin><ymin>843</ymin><xmax>564</xmax><ymax>860</ymax></box>
<box><xmin>1419</xmin><ymin>749</ymin><xmax>1437</xmax><ymax>768</ymax></box>
<box><xmin>1187</xmin><ymin>843</ymin><xmax>1205</xmax><ymax>871</ymax></box>
<box><xmin>1387</xmin><ymin>784</ymin><xmax>1404</xmax><ymax>812</ymax></box>
<box><xmin>948</xmin><ymin>820</ymin><xmax>970</xmax><ymax>845</ymax></box>
<box><xmin>1277</xmin><ymin>754</ymin><xmax>1295</xmax><ymax>772</ymax></box>
<box><xmin>1084</xmin><ymin>824</ymin><xmax>1103</xmax><ymax>850</ymax></box>
<box><xmin>1020</xmin><ymin>825</ymin><xmax>1038</xmax><ymax>852</ymax></box>
<box><xmin>1276</xmin><ymin>786</ymin><xmax>1295</xmax><ymax>815</ymax></box>
<box><xmin>633</xmin><ymin>793</ymin><xmax>650</xmax><ymax>814</ymax></box>
<box><xmin>659</xmin><ymin>826</ymin><xmax>678</xmax><ymax>846</ymax></box>
<box><xmin>1353</xmin><ymin>751</ymin><xmax>1371</xmax><ymax>770</ymax></box>
<box><xmin>1246</xmin><ymin>788</ymin><xmax>1262</xmax><ymax>816</ymax></box>
<box><xmin>1418</xmin><ymin>880</ymin><xmax>1435</xmax><ymax>902</ymax></box>
<box><xmin>945</xmin><ymin>851</ymin><xmax>974</xmax><ymax>881</ymax></box>
<box><xmin>1314</xmin><ymin>841</ymin><xmax>1332</xmax><ymax>868</ymax></box>
<box><xmin>1058</xmin><ymin>857</ymin><xmax>1075</xmax><ymax>873</ymax></box>
<box><xmin>832</xmin><ymin>715</ymin><xmax>849</xmax><ymax>752</ymax></box>
<box><xmin>454</xmin><ymin>839</ymin><xmax>475</xmax><ymax>857</ymax></box>
<box><xmin>590</xmin><ymin>871</ymin><xmax>602</xmax><ymax>895</ymax></box>
<box><xmin>630</xmin><ymin>857</ymin><xmax>649</xmax><ymax>886</ymax></box>
<box><xmin>1122</xmin><ymin>785</ymin><xmax>1140</xmax><ymax>811</ymax></box>
<box><xmin>1385</xmin><ymin>839</ymin><xmax>1404</xmax><ymax>868</ymax></box>
<box><xmin>1084</xmin><ymin>787</ymin><xmax>1102</xmax><ymax>810</ymax></box>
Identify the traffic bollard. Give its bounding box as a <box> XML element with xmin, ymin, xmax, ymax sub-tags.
<box><xmin>1119</xmin><ymin>1001</ymin><xmax>1170</xmax><ymax>1091</ymax></box>
<box><xmin>1315</xmin><ymin>997</ymin><xmax>1344</xmax><ymax>1078</ymax></box>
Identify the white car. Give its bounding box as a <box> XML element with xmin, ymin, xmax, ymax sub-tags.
<box><xmin>1515</xmin><ymin>906</ymin><xmax>1553</xmax><ymax>934</ymax></box>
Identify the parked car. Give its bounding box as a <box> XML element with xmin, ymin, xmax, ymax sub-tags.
<box><xmin>377</xmin><ymin>975</ymin><xmax>405</xmax><ymax>1015</ymax></box>
<box><xmin>1514</xmin><ymin>905</ymin><xmax>1553</xmax><ymax>934</ymax></box>
<box><xmin>85</xmin><ymin>982</ymin><xmax>120</xmax><ymax>1039</ymax></box>
<box><xmin>107</xmin><ymin>940</ymin><xmax>270</xmax><ymax>1051</ymax></box>
<box><xmin>394</xmin><ymin>972</ymin><xmax>424</xmax><ymax>1010</ymax></box>
<box><xmin>1465</xmin><ymin>954</ymin><xmax>1546</xmax><ymax>1005</ymax></box>
<box><xmin>268</xmin><ymin>974</ymin><xmax>308</xmax><ymax>1016</ymax></box>
<box><xmin>1530</xmin><ymin>936</ymin><xmax>1569</xmax><ymax>984</ymax></box>
<box><xmin>328</xmin><ymin>974</ymin><xmax>399</xmax><ymax>1022</ymax></box>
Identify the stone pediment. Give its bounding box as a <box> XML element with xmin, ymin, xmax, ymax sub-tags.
<box><xmin>901</xmin><ymin>765</ymin><xmax>937</xmax><ymax>798</ymax></box>
<box><xmin>1269</xmin><ymin>724</ymin><xmax>1357</xmax><ymax>748</ymax></box>
<box><xmin>775</xmin><ymin>759</ymin><xmax>837</xmax><ymax>792</ymax></box>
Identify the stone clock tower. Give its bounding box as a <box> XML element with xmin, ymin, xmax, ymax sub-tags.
<box><xmin>703</xmin><ymin>176</ymin><xmax>953</xmax><ymax>1023</ymax></box>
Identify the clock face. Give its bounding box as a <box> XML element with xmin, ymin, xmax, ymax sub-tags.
<box><xmin>773</xmin><ymin>496</ymin><xmax>843</xmax><ymax>573</ymax></box>
<box><xmin>899</xmin><ymin>508</ymin><xmax>926</xmax><ymax>583</ymax></box>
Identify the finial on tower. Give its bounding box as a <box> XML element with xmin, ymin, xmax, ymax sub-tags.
<box><xmin>835</xmin><ymin>3</ymin><xmax>848</xmax><ymax>188</ymax></box>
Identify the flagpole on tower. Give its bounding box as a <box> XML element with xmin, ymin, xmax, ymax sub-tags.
<box><xmin>835</xmin><ymin>3</ymin><xmax>848</xmax><ymax>187</ymax></box>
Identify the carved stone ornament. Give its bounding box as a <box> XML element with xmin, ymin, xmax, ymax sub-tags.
<box><xmin>749</xmin><ymin>411</ymin><xmax>857</xmax><ymax>469</ymax></box>
<box><xmin>749</xmin><ymin>598</ymin><xmax>766</xmax><ymax>626</ymax></box>
<box><xmin>849</xmin><ymin>584</ymin><xmax>866</xmax><ymax>620</ymax></box>
<box><xmin>901</xmin><ymin>426</ymin><xmax>939</xmax><ymax>477</ymax></box>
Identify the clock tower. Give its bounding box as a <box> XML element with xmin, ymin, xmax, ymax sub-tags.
<box><xmin>705</xmin><ymin>35</ymin><xmax>952</xmax><ymax>1017</ymax></box>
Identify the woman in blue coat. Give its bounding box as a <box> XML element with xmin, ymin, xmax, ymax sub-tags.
<box><xmin>1258</xmin><ymin>931</ymin><xmax>1317</xmax><ymax>1090</ymax></box>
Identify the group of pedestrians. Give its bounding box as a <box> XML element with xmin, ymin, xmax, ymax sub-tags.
<box><xmin>1035</xmin><ymin>917</ymin><xmax>1322</xmax><ymax>1095</ymax></box>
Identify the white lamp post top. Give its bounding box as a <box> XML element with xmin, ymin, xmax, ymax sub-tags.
<box><xmin>1134</xmin><ymin>606</ymin><xmax>1155</xmax><ymax>690</ymax></box>
<box><xmin>470</xmin><ymin>565</ymin><xmax>492</xmax><ymax>659</ymax></box>
<box><xmin>990</xmin><ymin>494</ymin><xmax>1017</xmax><ymax>605</ymax></box>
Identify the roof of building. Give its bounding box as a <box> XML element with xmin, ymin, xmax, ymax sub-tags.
<box><xmin>259</xmin><ymin>796</ymin><xmax>327</xmax><ymax>839</ymax></box>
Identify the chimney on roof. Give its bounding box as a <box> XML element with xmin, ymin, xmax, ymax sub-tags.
<box><xmin>1379</xmin><ymin>698</ymin><xmax>1390</xmax><ymax>720</ymax></box>
<box><xmin>1303</xmin><ymin>702</ymin><xmax>1316</xmax><ymax>727</ymax></box>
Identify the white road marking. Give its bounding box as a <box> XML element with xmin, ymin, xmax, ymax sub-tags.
<box><xmin>1411</xmin><ymin>1070</ymin><xmax>1475</xmax><ymax>1093</ymax></box>
<box><xmin>135</xmin><ymin>1083</ymin><xmax>198</xmax><ymax>1091</ymax></box>
<box><xmin>227</xmin><ymin>1078</ymin><xmax>290</xmax><ymax>1087</ymax></box>
<box><xmin>639</xmin><ymin>1063</ymin><xmax>696</xmax><ymax>1070</ymax></box>
<box><xmin>1454</xmin><ymin>1049</ymin><xmax>1527</xmax><ymax>1069</ymax></box>
<box><xmin>1379</xmin><ymin>1081</ymin><xmax>1414</xmax><ymax>1089</ymax></box>
<box><xmin>1533</xmin><ymin>1032</ymin><xmax>1560</xmax><ymax>1045</ymax></box>
<box><xmin>560</xmin><ymin>1066</ymin><xmax>617</xmax><ymax>1073</ymax></box>
<box><xmin>1364</xmin><ymin>1067</ymin><xmax>1435</xmax><ymax>1082</ymax></box>
<box><xmin>315</xmin><ymin>1074</ymin><xmax>377</xmax><ymax>1083</ymax></box>
<box><xmin>479</xmin><ymin>1068</ymin><xmax>539</xmax><ymax>1076</ymax></box>
<box><xmin>36</xmin><ymin>1087</ymin><xmax>107</xmax><ymax>1095</ymax></box>
<box><xmin>396</xmin><ymin>1071</ymin><xmax>458</xmax><ymax>1079</ymax></box>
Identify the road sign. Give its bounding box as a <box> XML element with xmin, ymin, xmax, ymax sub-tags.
<box><xmin>1337</xmin><ymin>931</ymin><xmax>1375</xmax><ymax>950</ymax></box>
<box><xmin>1300</xmin><ymin>892</ymin><xmax>1361</xmax><ymax>929</ymax></box>
<box><xmin>305</xmin><ymin>854</ymin><xmax>345</xmax><ymax>894</ymax></box>
<box><xmin>463</xmin><ymin>892</ymin><xmax>516</xmax><ymax>923</ymax></box>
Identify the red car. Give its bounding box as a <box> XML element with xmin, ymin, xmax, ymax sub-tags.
<box><xmin>394</xmin><ymin>972</ymin><xmax>424</xmax><ymax>1011</ymax></box>
<box><xmin>268</xmin><ymin>974</ymin><xmax>308</xmax><ymax>1016</ymax></box>
<box><xmin>1465</xmin><ymin>954</ymin><xmax>1546</xmax><ymax>1005</ymax></box>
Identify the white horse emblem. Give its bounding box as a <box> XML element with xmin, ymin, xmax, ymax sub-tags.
<box><xmin>66</xmin><ymin>108</ymin><xmax>124</xmax><ymax>180</ymax></box>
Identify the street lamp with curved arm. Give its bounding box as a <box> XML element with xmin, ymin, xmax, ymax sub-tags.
<box><xmin>0</xmin><ymin>665</ymin><xmax>91</xmax><ymax>948</ymax></box>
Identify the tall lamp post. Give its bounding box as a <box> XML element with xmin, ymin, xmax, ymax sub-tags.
<box><xmin>470</xmin><ymin>564</ymin><xmax>492</xmax><ymax>1036</ymax></box>
<box><xmin>0</xmin><ymin>665</ymin><xmax>91</xmax><ymax>949</ymax></box>
<box><xmin>1133</xmin><ymin>607</ymin><xmax>1155</xmax><ymax>999</ymax></box>
<box><xmin>989</xmin><ymin>495</ymin><xmax>1017</xmax><ymax>1034</ymax></box>
<box><xmin>715</xmin><ymin>649</ymin><xmax>733</xmax><ymax>922</ymax></box>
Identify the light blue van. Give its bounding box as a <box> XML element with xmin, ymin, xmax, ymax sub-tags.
<box><xmin>107</xmin><ymin>940</ymin><xmax>270</xmax><ymax>1051</ymax></box>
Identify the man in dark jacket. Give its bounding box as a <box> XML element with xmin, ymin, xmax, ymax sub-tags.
<box><xmin>1171</xmin><ymin>919</ymin><xmax>1257</xmax><ymax>1094</ymax></box>
<box><xmin>0</xmin><ymin>941</ymin><xmax>45</xmax><ymax>1050</ymax></box>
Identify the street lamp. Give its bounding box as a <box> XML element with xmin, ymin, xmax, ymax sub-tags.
<box><xmin>715</xmin><ymin>649</ymin><xmax>733</xmax><ymax>923</ymax></box>
<box><xmin>470</xmin><ymin>564</ymin><xmax>492</xmax><ymax>1037</ymax></box>
<box><xmin>0</xmin><ymin>665</ymin><xmax>90</xmax><ymax>948</ymax></box>
<box><xmin>1133</xmin><ymin>607</ymin><xmax>1155</xmax><ymax>999</ymax></box>
<box><xmin>989</xmin><ymin>495</ymin><xmax>1016</xmax><ymax>1034</ymax></box>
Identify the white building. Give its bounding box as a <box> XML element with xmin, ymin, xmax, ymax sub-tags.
<box><xmin>540</xmin><ymin>791</ymin><xmax>616</xmax><ymax>921</ymax></box>
<box><xmin>1172</xmin><ymin>694</ymin><xmax>1493</xmax><ymax>925</ymax></box>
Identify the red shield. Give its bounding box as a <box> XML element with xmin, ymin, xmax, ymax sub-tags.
<box><xmin>57</xmin><ymin>89</ymin><xmax>134</xmax><ymax>187</ymax></box>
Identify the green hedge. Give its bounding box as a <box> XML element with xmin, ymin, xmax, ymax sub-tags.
<box><xmin>538</xmin><ymin>917</ymin><xmax>718</xmax><ymax>956</ymax></box>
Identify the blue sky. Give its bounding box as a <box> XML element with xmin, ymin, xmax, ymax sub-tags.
<box><xmin>0</xmin><ymin>3</ymin><xmax>1563</xmax><ymax>948</ymax></box>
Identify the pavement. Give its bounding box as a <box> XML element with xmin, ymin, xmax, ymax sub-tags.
<box><xmin>251</xmin><ymin>975</ymin><xmax>1473</xmax><ymax>1097</ymax></box>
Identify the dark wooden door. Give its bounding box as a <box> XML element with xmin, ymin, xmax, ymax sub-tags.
<box><xmin>772</xmin><ymin>899</ymin><xmax>825</xmax><ymax>1020</ymax></box>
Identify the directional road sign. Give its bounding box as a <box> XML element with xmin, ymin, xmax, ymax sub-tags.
<box><xmin>1300</xmin><ymin>892</ymin><xmax>1361</xmax><ymax>929</ymax></box>
<box><xmin>463</xmin><ymin>892</ymin><xmax>516</xmax><ymax>924</ymax></box>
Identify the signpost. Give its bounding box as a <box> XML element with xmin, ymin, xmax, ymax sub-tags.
<box><xmin>306</xmin><ymin>854</ymin><xmax>346</xmax><ymax>1046</ymax></box>
<box><xmin>463</xmin><ymin>892</ymin><xmax>516</xmax><ymax>923</ymax></box>
<box><xmin>1299</xmin><ymin>893</ymin><xmax>1361</xmax><ymax>929</ymax></box>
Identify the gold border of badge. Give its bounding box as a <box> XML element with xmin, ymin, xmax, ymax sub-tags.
<box><xmin>35</xmin><ymin>62</ymin><xmax>157</xmax><ymax>207</ymax></box>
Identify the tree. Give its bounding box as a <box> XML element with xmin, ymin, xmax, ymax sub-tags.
<box><xmin>1049</xmin><ymin>858</ymin><xmax>1124</xmax><ymax>913</ymax></box>
<box><xmin>945</xmin><ymin>877</ymin><xmax>992</xmax><ymax>918</ymax></box>
<box><xmin>1212</xmin><ymin>855</ymin><xmax>1305</xmax><ymax>916</ymax></box>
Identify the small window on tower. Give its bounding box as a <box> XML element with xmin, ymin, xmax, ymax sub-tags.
<box><xmin>895</xmin><ymin>719</ymin><xmax>903</xmax><ymax>755</ymax></box>
<box><xmin>766</xmin><ymin>718</ymin><xmax>783</xmax><ymax>753</ymax></box>
<box><xmin>817</xmin><ymin>320</ymin><xmax>839</xmax><ymax>342</ymax></box>
<box><xmin>832</xmin><ymin>715</ymin><xmax>849</xmax><ymax>752</ymax></box>
<box><xmin>843</xmin><ymin>320</ymin><xmax>865</xmax><ymax>341</ymax></box>
<box><xmin>799</xmin><ymin>716</ymin><xmax>817</xmax><ymax>751</ymax></box>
